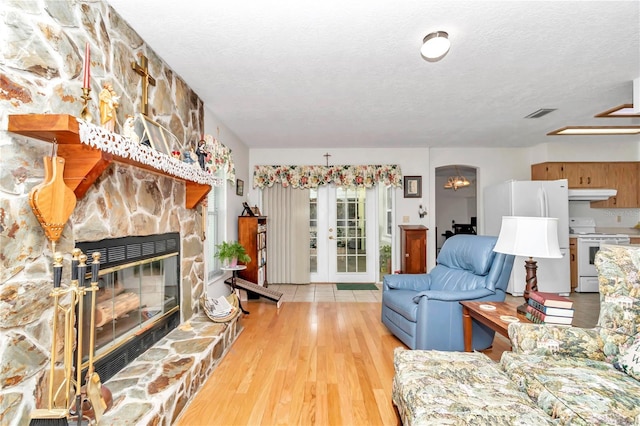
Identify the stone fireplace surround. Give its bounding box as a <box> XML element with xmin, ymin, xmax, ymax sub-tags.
<box><xmin>0</xmin><ymin>2</ymin><xmax>246</xmax><ymax>423</ymax></box>
<box><xmin>0</xmin><ymin>119</ymin><xmax>242</xmax><ymax>425</ymax></box>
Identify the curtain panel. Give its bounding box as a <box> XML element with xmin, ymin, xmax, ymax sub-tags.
<box><xmin>253</xmin><ymin>164</ymin><xmax>402</xmax><ymax>189</ymax></box>
<box><xmin>263</xmin><ymin>185</ymin><xmax>311</xmax><ymax>284</ymax></box>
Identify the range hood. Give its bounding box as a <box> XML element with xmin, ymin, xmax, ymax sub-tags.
<box><xmin>568</xmin><ymin>188</ymin><xmax>617</xmax><ymax>201</ymax></box>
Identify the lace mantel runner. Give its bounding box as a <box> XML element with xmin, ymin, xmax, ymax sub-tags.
<box><xmin>78</xmin><ymin>120</ymin><xmax>223</xmax><ymax>187</ymax></box>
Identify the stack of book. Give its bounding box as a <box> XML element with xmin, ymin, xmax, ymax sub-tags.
<box><xmin>525</xmin><ymin>291</ymin><xmax>574</xmax><ymax>325</ymax></box>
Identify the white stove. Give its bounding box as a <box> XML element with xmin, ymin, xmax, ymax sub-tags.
<box><xmin>570</xmin><ymin>217</ymin><xmax>630</xmax><ymax>292</ymax></box>
<box><xmin>569</xmin><ymin>217</ymin><xmax>630</xmax><ymax>239</ymax></box>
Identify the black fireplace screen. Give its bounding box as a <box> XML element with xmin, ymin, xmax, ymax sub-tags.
<box><xmin>77</xmin><ymin>233</ymin><xmax>180</xmax><ymax>382</ymax></box>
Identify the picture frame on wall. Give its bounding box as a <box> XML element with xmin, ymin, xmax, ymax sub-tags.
<box><xmin>404</xmin><ymin>176</ymin><xmax>422</xmax><ymax>198</ymax></box>
<box><xmin>236</xmin><ymin>179</ymin><xmax>244</xmax><ymax>196</ymax></box>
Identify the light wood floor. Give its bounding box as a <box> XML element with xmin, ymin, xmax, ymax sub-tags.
<box><xmin>177</xmin><ymin>301</ymin><xmax>403</xmax><ymax>426</ymax></box>
<box><xmin>176</xmin><ymin>290</ymin><xmax>600</xmax><ymax>426</ymax></box>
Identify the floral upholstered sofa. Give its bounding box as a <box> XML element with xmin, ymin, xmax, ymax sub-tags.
<box><xmin>393</xmin><ymin>244</ymin><xmax>640</xmax><ymax>425</ymax></box>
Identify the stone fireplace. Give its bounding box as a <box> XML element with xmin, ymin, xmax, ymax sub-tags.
<box><xmin>76</xmin><ymin>232</ymin><xmax>181</xmax><ymax>383</ymax></box>
<box><xmin>0</xmin><ymin>121</ymin><xmax>243</xmax><ymax>424</ymax></box>
<box><xmin>0</xmin><ymin>2</ymin><xmax>240</xmax><ymax>423</ymax></box>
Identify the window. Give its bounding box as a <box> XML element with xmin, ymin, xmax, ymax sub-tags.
<box><xmin>309</xmin><ymin>188</ymin><xmax>317</xmax><ymax>273</ymax></box>
<box><xmin>385</xmin><ymin>186</ymin><xmax>393</xmax><ymax>236</ymax></box>
<box><xmin>206</xmin><ymin>170</ymin><xmax>227</xmax><ymax>280</ymax></box>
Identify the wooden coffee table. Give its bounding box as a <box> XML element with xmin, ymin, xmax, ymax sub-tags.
<box><xmin>459</xmin><ymin>301</ymin><xmax>532</xmax><ymax>352</ymax></box>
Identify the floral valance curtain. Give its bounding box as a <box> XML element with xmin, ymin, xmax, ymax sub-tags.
<box><xmin>201</xmin><ymin>134</ymin><xmax>236</xmax><ymax>184</ymax></box>
<box><xmin>253</xmin><ymin>164</ymin><xmax>402</xmax><ymax>189</ymax></box>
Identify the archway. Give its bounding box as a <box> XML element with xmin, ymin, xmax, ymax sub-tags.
<box><xmin>435</xmin><ymin>165</ymin><xmax>478</xmax><ymax>255</ymax></box>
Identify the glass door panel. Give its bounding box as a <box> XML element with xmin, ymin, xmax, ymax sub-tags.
<box><xmin>310</xmin><ymin>186</ymin><xmax>375</xmax><ymax>282</ymax></box>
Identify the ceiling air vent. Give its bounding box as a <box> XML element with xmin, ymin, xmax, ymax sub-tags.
<box><xmin>524</xmin><ymin>108</ymin><xmax>557</xmax><ymax>119</ymax></box>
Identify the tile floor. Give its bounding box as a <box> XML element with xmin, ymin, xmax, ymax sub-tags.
<box><xmin>268</xmin><ymin>283</ymin><xmax>382</xmax><ymax>303</ymax></box>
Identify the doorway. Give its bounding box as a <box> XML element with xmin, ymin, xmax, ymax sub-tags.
<box><xmin>310</xmin><ymin>186</ymin><xmax>377</xmax><ymax>283</ymax></box>
<box><xmin>435</xmin><ymin>165</ymin><xmax>478</xmax><ymax>255</ymax></box>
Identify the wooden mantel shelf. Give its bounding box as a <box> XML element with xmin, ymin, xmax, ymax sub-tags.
<box><xmin>8</xmin><ymin>114</ymin><xmax>210</xmax><ymax>209</ymax></box>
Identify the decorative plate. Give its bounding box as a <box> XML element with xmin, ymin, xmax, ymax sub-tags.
<box><xmin>500</xmin><ymin>315</ymin><xmax>520</xmax><ymax>323</ymax></box>
<box><xmin>479</xmin><ymin>304</ymin><xmax>496</xmax><ymax>311</ymax></box>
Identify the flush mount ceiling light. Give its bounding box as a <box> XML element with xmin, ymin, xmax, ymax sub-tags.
<box><xmin>421</xmin><ymin>31</ymin><xmax>450</xmax><ymax>62</ymax></box>
<box><xmin>594</xmin><ymin>104</ymin><xmax>640</xmax><ymax>118</ymax></box>
<box><xmin>548</xmin><ymin>126</ymin><xmax>640</xmax><ymax>135</ymax></box>
<box><xmin>595</xmin><ymin>78</ymin><xmax>640</xmax><ymax>117</ymax></box>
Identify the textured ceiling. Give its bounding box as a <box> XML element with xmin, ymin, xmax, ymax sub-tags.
<box><xmin>106</xmin><ymin>0</ymin><xmax>640</xmax><ymax>149</ymax></box>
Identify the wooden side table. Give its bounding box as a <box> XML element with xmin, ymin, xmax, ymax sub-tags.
<box><xmin>459</xmin><ymin>301</ymin><xmax>532</xmax><ymax>352</ymax></box>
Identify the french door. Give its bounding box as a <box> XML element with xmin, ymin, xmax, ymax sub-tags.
<box><xmin>310</xmin><ymin>186</ymin><xmax>376</xmax><ymax>283</ymax></box>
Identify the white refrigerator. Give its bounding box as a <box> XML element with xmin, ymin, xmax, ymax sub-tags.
<box><xmin>483</xmin><ymin>179</ymin><xmax>570</xmax><ymax>296</ymax></box>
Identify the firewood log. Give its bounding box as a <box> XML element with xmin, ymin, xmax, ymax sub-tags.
<box><xmin>95</xmin><ymin>280</ymin><xmax>125</xmax><ymax>304</ymax></box>
<box><xmin>95</xmin><ymin>292</ymin><xmax>140</xmax><ymax>327</ymax></box>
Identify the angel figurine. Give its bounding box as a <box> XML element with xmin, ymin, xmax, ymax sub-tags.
<box><xmin>122</xmin><ymin>115</ymin><xmax>139</xmax><ymax>143</ymax></box>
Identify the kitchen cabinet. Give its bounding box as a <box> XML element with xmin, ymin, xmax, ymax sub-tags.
<box><xmin>564</xmin><ymin>163</ymin><xmax>608</xmax><ymax>188</ymax></box>
<box><xmin>569</xmin><ymin>237</ymin><xmax>577</xmax><ymax>292</ymax></box>
<box><xmin>531</xmin><ymin>162</ymin><xmax>608</xmax><ymax>188</ymax></box>
<box><xmin>590</xmin><ymin>162</ymin><xmax>639</xmax><ymax>208</ymax></box>
<box><xmin>532</xmin><ymin>161</ymin><xmax>640</xmax><ymax>208</ymax></box>
<box><xmin>399</xmin><ymin>225</ymin><xmax>428</xmax><ymax>274</ymax></box>
<box><xmin>531</xmin><ymin>162</ymin><xmax>566</xmax><ymax>181</ymax></box>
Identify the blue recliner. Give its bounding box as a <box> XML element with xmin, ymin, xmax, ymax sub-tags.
<box><xmin>381</xmin><ymin>234</ymin><xmax>515</xmax><ymax>351</ymax></box>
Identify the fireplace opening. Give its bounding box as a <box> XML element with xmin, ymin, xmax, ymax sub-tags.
<box><xmin>76</xmin><ymin>233</ymin><xmax>180</xmax><ymax>382</ymax></box>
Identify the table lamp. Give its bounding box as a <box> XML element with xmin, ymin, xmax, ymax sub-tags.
<box><xmin>493</xmin><ymin>216</ymin><xmax>562</xmax><ymax>315</ymax></box>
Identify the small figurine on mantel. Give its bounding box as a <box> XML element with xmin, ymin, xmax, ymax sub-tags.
<box><xmin>99</xmin><ymin>82</ymin><xmax>119</xmax><ymax>132</ymax></box>
<box><xmin>195</xmin><ymin>139</ymin><xmax>208</xmax><ymax>170</ymax></box>
<box><xmin>183</xmin><ymin>143</ymin><xmax>196</xmax><ymax>165</ymax></box>
<box><xmin>122</xmin><ymin>115</ymin><xmax>139</xmax><ymax>143</ymax></box>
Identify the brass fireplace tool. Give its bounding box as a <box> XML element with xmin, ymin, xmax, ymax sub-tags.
<box><xmin>69</xmin><ymin>251</ymin><xmax>112</xmax><ymax>424</ymax></box>
<box><xmin>29</xmin><ymin>252</ymin><xmax>69</xmax><ymax>425</ymax></box>
<box><xmin>29</xmin><ymin>249</ymin><xmax>111</xmax><ymax>426</ymax></box>
<box><xmin>78</xmin><ymin>252</ymin><xmax>112</xmax><ymax>423</ymax></box>
<box><xmin>72</xmin><ymin>254</ymin><xmax>87</xmax><ymax>425</ymax></box>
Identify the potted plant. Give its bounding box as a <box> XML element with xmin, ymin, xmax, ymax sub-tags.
<box><xmin>214</xmin><ymin>240</ymin><xmax>251</xmax><ymax>267</ymax></box>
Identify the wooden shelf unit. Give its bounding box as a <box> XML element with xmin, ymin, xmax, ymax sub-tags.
<box><xmin>237</xmin><ymin>216</ymin><xmax>268</xmax><ymax>288</ymax></box>
<box><xmin>8</xmin><ymin>114</ymin><xmax>210</xmax><ymax>209</ymax></box>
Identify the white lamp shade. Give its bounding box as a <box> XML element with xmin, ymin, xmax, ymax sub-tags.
<box><xmin>493</xmin><ymin>216</ymin><xmax>562</xmax><ymax>258</ymax></box>
<box><xmin>421</xmin><ymin>31</ymin><xmax>451</xmax><ymax>60</ymax></box>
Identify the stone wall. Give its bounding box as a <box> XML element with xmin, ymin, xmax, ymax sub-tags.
<box><xmin>0</xmin><ymin>1</ymin><xmax>207</xmax><ymax>424</ymax></box>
